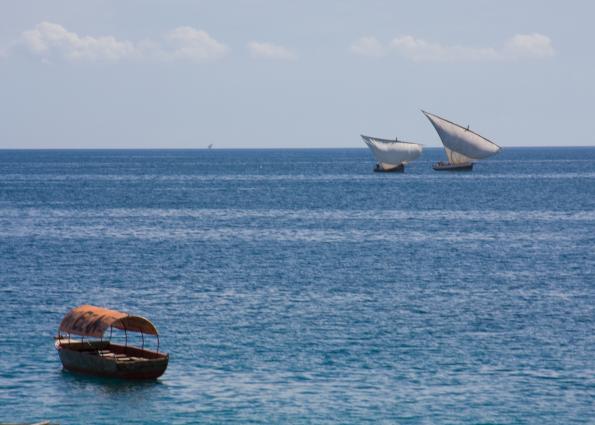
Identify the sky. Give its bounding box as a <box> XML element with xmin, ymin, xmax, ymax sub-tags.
<box><xmin>0</xmin><ymin>0</ymin><xmax>594</xmax><ymax>149</ymax></box>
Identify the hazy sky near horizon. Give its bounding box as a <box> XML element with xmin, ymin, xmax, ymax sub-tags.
<box><xmin>1</xmin><ymin>0</ymin><xmax>594</xmax><ymax>148</ymax></box>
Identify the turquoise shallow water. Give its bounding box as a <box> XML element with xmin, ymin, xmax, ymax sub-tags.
<box><xmin>0</xmin><ymin>148</ymin><xmax>594</xmax><ymax>424</ymax></box>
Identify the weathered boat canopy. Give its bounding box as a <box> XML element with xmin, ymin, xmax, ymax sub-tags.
<box><xmin>59</xmin><ymin>304</ymin><xmax>159</xmax><ymax>338</ymax></box>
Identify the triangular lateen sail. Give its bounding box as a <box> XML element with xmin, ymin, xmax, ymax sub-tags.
<box><xmin>361</xmin><ymin>135</ymin><xmax>423</xmax><ymax>166</ymax></box>
<box><xmin>422</xmin><ymin>111</ymin><xmax>500</xmax><ymax>163</ymax></box>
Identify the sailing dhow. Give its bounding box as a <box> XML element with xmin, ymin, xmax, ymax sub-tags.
<box><xmin>422</xmin><ymin>110</ymin><xmax>501</xmax><ymax>171</ymax></box>
<box><xmin>361</xmin><ymin>135</ymin><xmax>423</xmax><ymax>172</ymax></box>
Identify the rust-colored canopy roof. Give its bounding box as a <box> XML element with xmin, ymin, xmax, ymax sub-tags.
<box><xmin>59</xmin><ymin>305</ymin><xmax>159</xmax><ymax>338</ymax></box>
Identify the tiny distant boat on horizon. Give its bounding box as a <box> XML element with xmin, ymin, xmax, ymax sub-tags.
<box><xmin>55</xmin><ymin>305</ymin><xmax>168</xmax><ymax>380</ymax></box>
<box><xmin>422</xmin><ymin>110</ymin><xmax>501</xmax><ymax>171</ymax></box>
<box><xmin>361</xmin><ymin>134</ymin><xmax>423</xmax><ymax>173</ymax></box>
<box><xmin>208</xmin><ymin>144</ymin><xmax>213</xmax><ymax>149</ymax></box>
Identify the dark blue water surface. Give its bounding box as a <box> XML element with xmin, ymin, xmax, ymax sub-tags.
<box><xmin>0</xmin><ymin>148</ymin><xmax>594</xmax><ymax>424</ymax></box>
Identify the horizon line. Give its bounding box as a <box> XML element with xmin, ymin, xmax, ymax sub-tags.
<box><xmin>1</xmin><ymin>145</ymin><xmax>595</xmax><ymax>151</ymax></box>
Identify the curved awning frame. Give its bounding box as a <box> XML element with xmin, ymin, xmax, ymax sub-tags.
<box><xmin>58</xmin><ymin>305</ymin><xmax>160</xmax><ymax>351</ymax></box>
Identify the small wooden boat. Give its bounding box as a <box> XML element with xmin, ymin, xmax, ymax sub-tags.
<box><xmin>422</xmin><ymin>110</ymin><xmax>501</xmax><ymax>171</ymax></box>
<box><xmin>432</xmin><ymin>161</ymin><xmax>473</xmax><ymax>171</ymax></box>
<box><xmin>55</xmin><ymin>305</ymin><xmax>168</xmax><ymax>380</ymax></box>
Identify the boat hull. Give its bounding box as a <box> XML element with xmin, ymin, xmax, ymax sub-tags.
<box><xmin>374</xmin><ymin>163</ymin><xmax>404</xmax><ymax>173</ymax></box>
<box><xmin>56</xmin><ymin>341</ymin><xmax>168</xmax><ymax>380</ymax></box>
<box><xmin>432</xmin><ymin>162</ymin><xmax>473</xmax><ymax>171</ymax></box>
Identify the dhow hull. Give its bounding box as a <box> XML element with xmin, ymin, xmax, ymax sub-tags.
<box><xmin>374</xmin><ymin>163</ymin><xmax>405</xmax><ymax>173</ymax></box>
<box><xmin>432</xmin><ymin>162</ymin><xmax>473</xmax><ymax>171</ymax></box>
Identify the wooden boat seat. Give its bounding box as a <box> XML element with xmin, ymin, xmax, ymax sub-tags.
<box><xmin>114</xmin><ymin>356</ymin><xmax>150</xmax><ymax>362</ymax></box>
<box><xmin>97</xmin><ymin>350</ymin><xmax>127</xmax><ymax>359</ymax></box>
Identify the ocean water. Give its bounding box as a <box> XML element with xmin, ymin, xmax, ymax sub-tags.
<box><xmin>0</xmin><ymin>147</ymin><xmax>594</xmax><ymax>424</ymax></box>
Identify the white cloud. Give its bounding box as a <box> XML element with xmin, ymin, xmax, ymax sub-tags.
<box><xmin>350</xmin><ymin>36</ymin><xmax>386</xmax><ymax>57</ymax></box>
<box><xmin>352</xmin><ymin>33</ymin><xmax>555</xmax><ymax>62</ymax></box>
<box><xmin>165</xmin><ymin>27</ymin><xmax>229</xmax><ymax>62</ymax></box>
<box><xmin>19</xmin><ymin>22</ymin><xmax>229</xmax><ymax>63</ymax></box>
<box><xmin>247</xmin><ymin>41</ymin><xmax>297</xmax><ymax>61</ymax></box>
<box><xmin>22</xmin><ymin>22</ymin><xmax>136</xmax><ymax>62</ymax></box>
<box><xmin>504</xmin><ymin>33</ymin><xmax>555</xmax><ymax>59</ymax></box>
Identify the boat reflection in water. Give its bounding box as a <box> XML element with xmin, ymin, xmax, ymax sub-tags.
<box><xmin>55</xmin><ymin>305</ymin><xmax>168</xmax><ymax>380</ymax></box>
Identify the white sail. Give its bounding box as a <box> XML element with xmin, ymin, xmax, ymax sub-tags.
<box><xmin>422</xmin><ymin>111</ymin><xmax>500</xmax><ymax>164</ymax></box>
<box><xmin>444</xmin><ymin>147</ymin><xmax>473</xmax><ymax>164</ymax></box>
<box><xmin>361</xmin><ymin>135</ymin><xmax>423</xmax><ymax>166</ymax></box>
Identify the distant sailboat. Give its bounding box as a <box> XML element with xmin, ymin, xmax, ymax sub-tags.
<box><xmin>361</xmin><ymin>135</ymin><xmax>423</xmax><ymax>172</ymax></box>
<box><xmin>208</xmin><ymin>144</ymin><xmax>213</xmax><ymax>149</ymax></box>
<box><xmin>422</xmin><ymin>110</ymin><xmax>501</xmax><ymax>171</ymax></box>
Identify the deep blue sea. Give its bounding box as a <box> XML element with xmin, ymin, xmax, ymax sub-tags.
<box><xmin>0</xmin><ymin>148</ymin><xmax>594</xmax><ymax>424</ymax></box>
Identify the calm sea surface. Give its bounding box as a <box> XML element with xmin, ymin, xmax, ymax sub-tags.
<box><xmin>0</xmin><ymin>148</ymin><xmax>594</xmax><ymax>424</ymax></box>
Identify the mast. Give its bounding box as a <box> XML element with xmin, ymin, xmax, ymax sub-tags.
<box><xmin>422</xmin><ymin>110</ymin><xmax>500</xmax><ymax>164</ymax></box>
